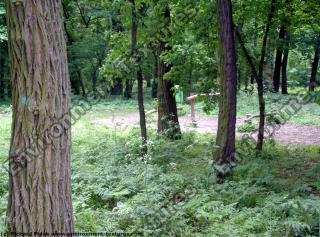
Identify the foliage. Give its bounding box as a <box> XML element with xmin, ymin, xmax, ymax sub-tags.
<box><xmin>1</xmin><ymin>99</ymin><xmax>319</xmax><ymax>235</ymax></box>
<box><xmin>237</xmin><ymin>123</ymin><xmax>258</xmax><ymax>133</ymax></box>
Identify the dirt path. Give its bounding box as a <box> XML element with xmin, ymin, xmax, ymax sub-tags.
<box><xmin>92</xmin><ymin>114</ymin><xmax>320</xmax><ymax>146</ymax></box>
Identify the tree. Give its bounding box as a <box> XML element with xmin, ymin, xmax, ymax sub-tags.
<box><xmin>157</xmin><ymin>6</ymin><xmax>181</xmax><ymax>139</ymax></box>
<box><xmin>130</xmin><ymin>0</ymin><xmax>148</xmax><ymax>147</ymax></box>
<box><xmin>281</xmin><ymin>31</ymin><xmax>290</xmax><ymax>94</ymax></box>
<box><xmin>273</xmin><ymin>25</ymin><xmax>286</xmax><ymax>93</ymax></box>
<box><xmin>6</xmin><ymin>0</ymin><xmax>74</xmax><ymax>232</ymax></box>
<box><xmin>273</xmin><ymin>0</ymin><xmax>291</xmax><ymax>94</ymax></box>
<box><xmin>309</xmin><ymin>37</ymin><xmax>320</xmax><ymax>91</ymax></box>
<box><xmin>215</xmin><ymin>0</ymin><xmax>237</xmax><ymax>168</ymax></box>
<box><xmin>0</xmin><ymin>2</ymin><xmax>8</xmax><ymax>100</ymax></box>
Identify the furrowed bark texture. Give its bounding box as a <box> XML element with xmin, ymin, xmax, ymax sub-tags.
<box><xmin>216</xmin><ymin>0</ymin><xmax>237</xmax><ymax>164</ymax></box>
<box><xmin>6</xmin><ymin>0</ymin><xmax>74</xmax><ymax>232</ymax></box>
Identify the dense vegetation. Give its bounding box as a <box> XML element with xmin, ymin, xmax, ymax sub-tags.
<box><xmin>0</xmin><ymin>0</ymin><xmax>319</xmax><ymax>236</ymax></box>
<box><xmin>1</xmin><ymin>94</ymin><xmax>320</xmax><ymax>236</ymax></box>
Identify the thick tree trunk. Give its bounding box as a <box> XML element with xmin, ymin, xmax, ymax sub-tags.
<box><xmin>309</xmin><ymin>43</ymin><xmax>320</xmax><ymax>92</ymax></box>
<box><xmin>157</xmin><ymin>7</ymin><xmax>181</xmax><ymax>139</ymax></box>
<box><xmin>130</xmin><ymin>0</ymin><xmax>147</xmax><ymax>146</ymax></box>
<box><xmin>157</xmin><ymin>58</ymin><xmax>181</xmax><ymax>139</ymax></box>
<box><xmin>215</xmin><ymin>0</ymin><xmax>237</xmax><ymax>167</ymax></box>
<box><xmin>6</xmin><ymin>0</ymin><xmax>74</xmax><ymax>232</ymax></box>
<box><xmin>273</xmin><ymin>26</ymin><xmax>286</xmax><ymax>93</ymax></box>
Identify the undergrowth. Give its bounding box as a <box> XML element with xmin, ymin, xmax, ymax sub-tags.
<box><xmin>70</xmin><ymin>127</ymin><xmax>320</xmax><ymax>236</ymax></box>
<box><xmin>0</xmin><ymin>98</ymin><xmax>319</xmax><ymax>236</ymax></box>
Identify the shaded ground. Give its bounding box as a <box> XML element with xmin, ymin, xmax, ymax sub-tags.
<box><xmin>93</xmin><ymin>114</ymin><xmax>320</xmax><ymax>146</ymax></box>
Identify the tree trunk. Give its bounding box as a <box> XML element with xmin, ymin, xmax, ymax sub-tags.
<box><xmin>273</xmin><ymin>26</ymin><xmax>286</xmax><ymax>93</ymax></box>
<box><xmin>215</xmin><ymin>0</ymin><xmax>237</xmax><ymax>167</ymax></box>
<box><xmin>137</xmin><ymin>64</ymin><xmax>147</xmax><ymax>144</ymax></box>
<box><xmin>235</xmin><ymin>0</ymin><xmax>276</xmax><ymax>153</ymax></box>
<box><xmin>152</xmin><ymin>52</ymin><xmax>158</xmax><ymax>98</ymax></box>
<box><xmin>146</xmin><ymin>75</ymin><xmax>151</xmax><ymax>88</ymax></box>
<box><xmin>235</xmin><ymin>29</ymin><xmax>266</xmax><ymax>151</ymax></box>
<box><xmin>259</xmin><ymin>0</ymin><xmax>277</xmax><ymax>80</ymax></box>
<box><xmin>124</xmin><ymin>80</ymin><xmax>133</xmax><ymax>99</ymax></box>
<box><xmin>74</xmin><ymin>64</ymin><xmax>86</xmax><ymax>97</ymax></box>
<box><xmin>92</xmin><ymin>71</ymin><xmax>98</xmax><ymax>99</ymax></box>
<box><xmin>130</xmin><ymin>0</ymin><xmax>147</xmax><ymax>147</ymax></box>
<box><xmin>309</xmin><ymin>42</ymin><xmax>320</xmax><ymax>92</ymax></box>
<box><xmin>6</xmin><ymin>0</ymin><xmax>74</xmax><ymax>232</ymax></box>
<box><xmin>0</xmin><ymin>51</ymin><xmax>5</xmax><ymax>100</ymax></box>
<box><xmin>157</xmin><ymin>59</ymin><xmax>181</xmax><ymax>139</ymax></box>
<box><xmin>281</xmin><ymin>32</ymin><xmax>289</xmax><ymax>95</ymax></box>
<box><xmin>157</xmin><ymin>7</ymin><xmax>181</xmax><ymax>139</ymax></box>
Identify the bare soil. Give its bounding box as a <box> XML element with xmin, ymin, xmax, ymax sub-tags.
<box><xmin>93</xmin><ymin>114</ymin><xmax>320</xmax><ymax>146</ymax></box>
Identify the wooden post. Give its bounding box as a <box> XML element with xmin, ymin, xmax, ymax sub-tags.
<box><xmin>186</xmin><ymin>93</ymin><xmax>220</xmax><ymax>122</ymax></box>
<box><xmin>191</xmin><ymin>98</ymin><xmax>196</xmax><ymax>121</ymax></box>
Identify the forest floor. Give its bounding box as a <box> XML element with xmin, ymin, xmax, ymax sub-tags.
<box><xmin>92</xmin><ymin>113</ymin><xmax>320</xmax><ymax>146</ymax></box>
<box><xmin>1</xmin><ymin>95</ymin><xmax>320</xmax><ymax>235</ymax></box>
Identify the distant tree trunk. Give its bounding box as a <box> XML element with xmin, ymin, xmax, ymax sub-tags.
<box><xmin>157</xmin><ymin>7</ymin><xmax>181</xmax><ymax>139</ymax></box>
<box><xmin>309</xmin><ymin>42</ymin><xmax>320</xmax><ymax>92</ymax></box>
<box><xmin>74</xmin><ymin>64</ymin><xmax>86</xmax><ymax>97</ymax></box>
<box><xmin>62</xmin><ymin>3</ymin><xmax>86</xmax><ymax>97</ymax></box>
<box><xmin>6</xmin><ymin>0</ymin><xmax>74</xmax><ymax>232</ymax></box>
<box><xmin>235</xmin><ymin>29</ymin><xmax>266</xmax><ymax>151</ymax></box>
<box><xmin>110</xmin><ymin>79</ymin><xmax>123</xmax><ymax>95</ymax></box>
<box><xmin>130</xmin><ymin>0</ymin><xmax>147</xmax><ymax>146</ymax></box>
<box><xmin>254</xmin><ymin>0</ymin><xmax>276</xmax><ymax>151</ymax></box>
<box><xmin>215</xmin><ymin>0</ymin><xmax>237</xmax><ymax>168</ymax></box>
<box><xmin>152</xmin><ymin>52</ymin><xmax>158</xmax><ymax>98</ymax></box>
<box><xmin>273</xmin><ymin>26</ymin><xmax>286</xmax><ymax>93</ymax></box>
<box><xmin>124</xmin><ymin>80</ymin><xmax>133</xmax><ymax>99</ymax></box>
<box><xmin>281</xmin><ymin>32</ymin><xmax>289</xmax><ymax>95</ymax></box>
<box><xmin>92</xmin><ymin>71</ymin><xmax>98</xmax><ymax>99</ymax></box>
<box><xmin>259</xmin><ymin>0</ymin><xmax>276</xmax><ymax>80</ymax></box>
<box><xmin>137</xmin><ymin>62</ymin><xmax>147</xmax><ymax>144</ymax></box>
<box><xmin>146</xmin><ymin>75</ymin><xmax>151</xmax><ymax>88</ymax></box>
<box><xmin>0</xmin><ymin>53</ymin><xmax>5</xmax><ymax>100</ymax></box>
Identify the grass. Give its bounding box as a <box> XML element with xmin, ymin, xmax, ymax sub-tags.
<box><xmin>0</xmin><ymin>93</ymin><xmax>319</xmax><ymax>236</ymax></box>
<box><xmin>191</xmin><ymin>90</ymin><xmax>320</xmax><ymax>126</ymax></box>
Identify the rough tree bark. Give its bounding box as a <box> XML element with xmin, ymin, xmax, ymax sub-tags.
<box><xmin>215</xmin><ymin>0</ymin><xmax>237</xmax><ymax>166</ymax></box>
<box><xmin>157</xmin><ymin>7</ymin><xmax>181</xmax><ymax>139</ymax></box>
<box><xmin>6</xmin><ymin>0</ymin><xmax>74</xmax><ymax>232</ymax></box>
<box><xmin>130</xmin><ymin>0</ymin><xmax>147</xmax><ymax>146</ymax></box>
<box><xmin>309</xmin><ymin>40</ymin><xmax>320</xmax><ymax>92</ymax></box>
